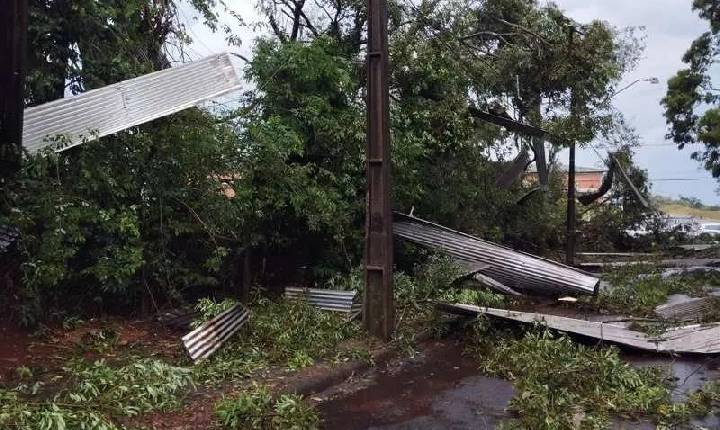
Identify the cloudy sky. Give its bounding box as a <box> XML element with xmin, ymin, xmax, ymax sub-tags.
<box><xmin>182</xmin><ymin>0</ymin><xmax>717</xmax><ymax>203</ymax></box>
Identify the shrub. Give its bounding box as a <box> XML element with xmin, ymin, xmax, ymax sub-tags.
<box><xmin>216</xmin><ymin>385</ymin><xmax>320</xmax><ymax>430</ymax></box>
<box><xmin>474</xmin><ymin>329</ymin><xmax>672</xmax><ymax>429</ymax></box>
<box><xmin>194</xmin><ymin>296</ymin><xmax>362</xmax><ymax>384</ymax></box>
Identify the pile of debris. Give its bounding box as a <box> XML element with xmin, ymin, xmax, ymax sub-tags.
<box><xmin>392</xmin><ymin>214</ymin><xmax>720</xmax><ymax>356</ymax></box>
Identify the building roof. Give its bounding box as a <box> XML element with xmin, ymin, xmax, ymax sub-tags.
<box><xmin>526</xmin><ymin>162</ymin><xmax>606</xmax><ymax>174</ymax></box>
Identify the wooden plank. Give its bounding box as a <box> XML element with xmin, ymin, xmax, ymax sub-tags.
<box><xmin>439</xmin><ymin>303</ymin><xmax>720</xmax><ymax>354</ymax></box>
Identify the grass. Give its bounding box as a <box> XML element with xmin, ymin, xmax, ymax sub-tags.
<box><xmin>660</xmin><ymin>203</ymin><xmax>720</xmax><ymax>222</ymax></box>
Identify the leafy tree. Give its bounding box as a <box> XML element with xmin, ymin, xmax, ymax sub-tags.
<box><xmin>240</xmin><ymin>36</ymin><xmax>366</xmax><ymax>270</ymax></box>
<box><xmin>663</xmin><ymin>0</ymin><xmax>720</xmax><ymax>177</ymax></box>
<box><xmin>3</xmin><ymin>111</ymin><xmax>247</xmax><ymax>324</ymax></box>
<box><xmin>26</xmin><ymin>0</ymin><xmax>218</xmax><ymax>105</ymax></box>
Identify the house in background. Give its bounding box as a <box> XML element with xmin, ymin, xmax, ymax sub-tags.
<box><xmin>523</xmin><ymin>163</ymin><xmax>607</xmax><ymax>193</ymax></box>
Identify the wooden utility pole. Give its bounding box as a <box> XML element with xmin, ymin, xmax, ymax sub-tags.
<box><xmin>0</xmin><ymin>0</ymin><xmax>27</xmax><ymax>181</ymax></box>
<box><xmin>363</xmin><ymin>0</ymin><xmax>394</xmax><ymax>340</ymax></box>
<box><xmin>566</xmin><ymin>141</ymin><xmax>576</xmax><ymax>265</ymax></box>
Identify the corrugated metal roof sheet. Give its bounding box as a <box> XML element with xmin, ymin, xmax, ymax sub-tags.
<box><xmin>393</xmin><ymin>214</ymin><xmax>599</xmax><ymax>296</ymax></box>
<box><xmin>23</xmin><ymin>53</ymin><xmax>244</xmax><ymax>153</ymax></box>
<box><xmin>182</xmin><ymin>303</ymin><xmax>250</xmax><ymax>362</ymax></box>
<box><xmin>0</xmin><ymin>225</ymin><xmax>18</xmax><ymax>254</ymax></box>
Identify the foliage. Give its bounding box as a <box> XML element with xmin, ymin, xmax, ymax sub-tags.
<box><xmin>3</xmin><ymin>110</ymin><xmax>247</xmax><ymax>325</ymax></box>
<box><xmin>0</xmin><ymin>358</ymin><xmax>193</xmax><ymax>429</ymax></box>
<box><xmin>580</xmin><ymin>149</ymin><xmax>653</xmax><ymax>251</ymax></box>
<box><xmin>472</xmin><ymin>328</ymin><xmax>675</xmax><ymax>429</ymax></box>
<box><xmin>662</xmin><ymin>0</ymin><xmax>720</xmax><ymax>178</ymax></box>
<box><xmin>216</xmin><ymin>385</ymin><xmax>320</xmax><ymax>430</ymax></box>
<box><xmin>591</xmin><ymin>264</ymin><xmax>715</xmax><ymax>316</ymax></box>
<box><xmin>193</xmin><ymin>296</ymin><xmax>362</xmax><ymax>385</ymax></box>
<box><xmin>241</xmin><ymin>36</ymin><xmax>366</xmax><ymax>270</ymax></box>
<box><xmin>25</xmin><ymin>0</ymin><xmax>218</xmax><ymax>106</ymax></box>
<box><xmin>439</xmin><ymin>287</ymin><xmax>507</xmax><ymax>309</ymax></box>
<box><xmin>394</xmin><ymin>254</ymin><xmax>467</xmax><ymax>308</ymax></box>
<box><xmin>193</xmin><ymin>297</ymin><xmax>238</xmax><ymax>328</ymax></box>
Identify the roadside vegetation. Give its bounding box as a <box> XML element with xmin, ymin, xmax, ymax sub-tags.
<box><xmin>589</xmin><ymin>263</ymin><xmax>720</xmax><ymax>317</ymax></box>
<box><xmin>216</xmin><ymin>385</ymin><xmax>320</xmax><ymax>430</ymax></box>
<box><xmin>469</xmin><ymin>324</ymin><xmax>720</xmax><ymax>429</ymax></box>
<box><xmin>0</xmin><ymin>358</ymin><xmax>192</xmax><ymax>429</ymax></box>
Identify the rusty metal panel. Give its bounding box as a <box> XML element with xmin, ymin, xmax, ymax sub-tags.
<box><xmin>394</xmin><ymin>214</ymin><xmax>599</xmax><ymax>296</ymax></box>
<box><xmin>182</xmin><ymin>303</ymin><xmax>249</xmax><ymax>362</ymax></box>
<box><xmin>23</xmin><ymin>53</ymin><xmax>243</xmax><ymax>153</ymax></box>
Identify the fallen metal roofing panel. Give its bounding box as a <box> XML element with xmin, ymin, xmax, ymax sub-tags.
<box><xmin>23</xmin><ymin>53</ymin><xmax>243</xmax><ymax>153</ymax></box>
<box><xmin>0</xmin><ymin>225</ymin><xmax>18</xmax><ymax>254</ymax></box>
<box><xmin>439</xmin><ymin>303</ymin><xmax>720</xmax><ymax>354</ymax></box>
<box><xmin>182</xmin><ymin>303</ymin><xmax>249</xmax><ymax>362</ymax></box>
<box><xmin>655</xmin><ymin>291</ymin><xmax>720</xmax><ymax>320</ymax></box>
<box><xmin>285</xmin><ymin>287</ymin><xmax>361</xmax><ymax>317</ymax></box>
<box><xmin>393</xmin><ymin>214</ymin><xmax>599</xmax><ymax>296</ymax></box>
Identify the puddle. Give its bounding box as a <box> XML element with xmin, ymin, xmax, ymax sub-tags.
<box><xmin>318</xmin><ymin>338</ymin><xmax>514</xmax><ymax>429</ymax></box>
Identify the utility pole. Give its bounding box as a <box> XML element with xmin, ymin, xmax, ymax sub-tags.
<box><xmin>0</xmin><ymin>0</ymin><xmax>27</xmax><ymax>183</ymax></box>
<box><xmin>565</xmin><ymin>25</ymin><xmax>577</xmax><ymax>267</ymax></box>
<box><xmin>566</xmin><ymin>140</ymin><xmax>576</xmax><ymax>265</ymax></box>
<box><xmin>364</xmin><ymin>0</ymin><xmax>394</xmax><ymax>340</ymax></box>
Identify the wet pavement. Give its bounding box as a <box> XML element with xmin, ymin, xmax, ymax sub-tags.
<box><xmin>318</xmin><ymin>338</ymin><xmax>514</xmax><ymax>430</ymax></box>
<box><xmin>317</xmin><ymin>338</ymin><xmax>720</xmax><ymax>429</ymax></box>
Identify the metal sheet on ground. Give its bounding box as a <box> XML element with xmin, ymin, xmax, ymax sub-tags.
<box><xmin>182</xmin><ymin>303</ymin><xmax>249</xmax><ymax>362</ymax></box>
<box><xmin>393</xmin><ymin>214</ymin><xmax>599</xmax><ymax>296</ymax></box>
<box><xmin>284</xmin><ymin>287</ymin><xmax>361</xmax><ymax>317</ymax></box>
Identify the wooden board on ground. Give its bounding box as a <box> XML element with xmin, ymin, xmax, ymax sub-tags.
<box><xmin>438</xmin><ymin>303</ymin><xmax>720</xmax><ymax>354</ymax></box>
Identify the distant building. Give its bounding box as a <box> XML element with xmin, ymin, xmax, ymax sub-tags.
<box><xmin>523</xmin><ymin>164</ymin><xmax>606</xmax><ymax>193</ymax></box>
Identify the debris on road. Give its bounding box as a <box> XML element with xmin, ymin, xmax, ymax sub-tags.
<box><xmin>182</xmin><ymin>303</ymin><xmax>250</xmax><ymax>362</ymax></box>
<box><xmin>579</xmin><ymin>258</ymin><xmax>720</xmax><ymax>271</ymax></box>
<box><xmin>284</xmin><ymin>287</ymin><xmax>361</xmax><ymax>318</ymax></box>
<box><xmin>393</xmin><ymin>213</ymin><xmax>599</xmax><ymax>296</ymax></box>
<box><xmin>469</xmin><ymin>272</ymin><xmax>522</xmax><ymax>296</ymax></box>
<box><xmin>655</xmin><ymin>291</ymin><xmax>720</xmax><ymax>320</ymax></box>
<box><xmin>438</xmin><ymin>303</ymin><xmax>720</xmax><ymax>354</ymax></box>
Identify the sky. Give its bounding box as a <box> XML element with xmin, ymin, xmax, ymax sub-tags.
<box><xmin>181</xmin><ymin>0</ymin><xmax>718</xmax><ymax>203</ymax></box>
